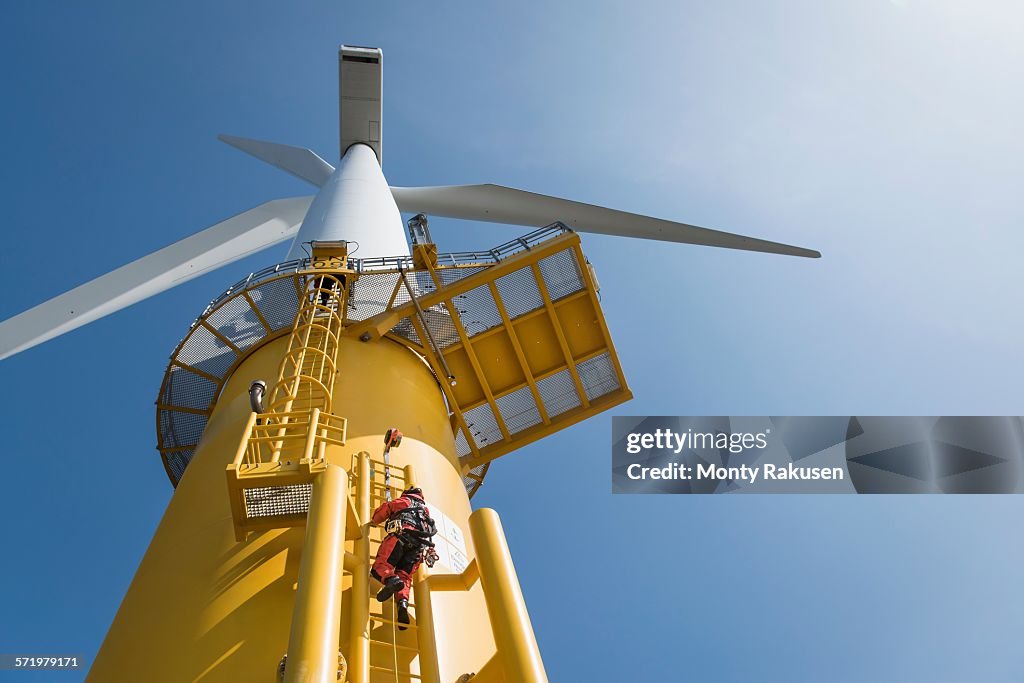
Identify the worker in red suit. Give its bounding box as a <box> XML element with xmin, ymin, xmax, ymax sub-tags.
<box><xmin>370</xmin><ymin>486</ymin><xmax>438</xmax><ymax>628</ymax></box>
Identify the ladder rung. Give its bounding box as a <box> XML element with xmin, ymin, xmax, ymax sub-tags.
<box><xmin>368</xmin><ymin>665</ymin><xmax>422</xmax><ymax>680</ymax></box>
<box><xmin>367</xmin><ymin>462</ymin><xmax>406</xmax><ymax>476</ymax></box>
<box><xmin>369</xmin><ymin>604</ymin><xmax>416</xmax><ymax>618</ymax></box>
<box><xmin>369</xmin><ymin>616</ymin><xmax>418</xmax><ymax>630</ymax></box>
<box><xmin>369</xmin><ymin>639</ymin><xmax>420</xmax><ymax>653</ymax></box>
<box><xmin>370</xmin><ymin>489</ymin><xmax>405</xmax><ymax>497</ymax></box>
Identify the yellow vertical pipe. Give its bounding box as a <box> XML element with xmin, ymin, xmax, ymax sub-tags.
<box><xmin>284</xmin><ymin>464</ymin><xmax>349</xmax><ymax>683</ymax></box>
<box><xmin>468</xmin><ymin>508</ymin><xmax>549</xmax><ymax>683</ymax></box>
<box><xmin>412</xmin><ymin>568</ymin><xmax>441</xmax><ymax>683</ymax></box>
<box><xmin>405</xmin><ymin>464</ymin><xmax>442</xmax><ymax>683</ymax></box>
<box><xmin>348</xmin><ymin>453</ymin><xmax>371</xmax><ymax>683</ymax></box>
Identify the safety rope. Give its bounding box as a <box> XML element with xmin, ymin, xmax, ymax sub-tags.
<box><xmin>382</xmin><ymin>428</ymin><xmax>402</xmax><ymax>502</ymax></box>
<box><xmin>384</xmin><ymin>446</ymin><xmax>392</xmax><ymax>503</ymax></box>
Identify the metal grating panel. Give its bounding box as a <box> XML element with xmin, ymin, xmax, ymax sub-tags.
<box><xmin>463</xmin><ymin>402</ymin><xmax>504</xmax><ymax>450</ymax></box>
<box><xmin>390</xmin><ymin>317</ymin><xmax>422</xmax><ymax>346</ymax></box>
<box><xmin>176</xmin><ymin>325</ymin><xmax>238</xmax><ymax>377</ymax></box>
<box><xmin>439</xmin><ymin>265</ymin><xmax>488</xmax><ymax>285</ymax></box>
<box><xmin>206</xmin><ymin>295</ymin><xmax>265</xmax><ymax>351</ymax></box>
<box><xmin>391</xmin><ymin>270</ymin><xmax>436</xmax><ymax>308</ymax></box>
<box><xmin>160</xmin><ymin>367</ymin><xmax>217</xmax><ymax>411</ymax></box>
<box><xmin>391</xmin><ymin>256</ymin><xmax>577</xmax><ymax>355</ymax></box>
<box><xmin>159</xmin><ymin>409</ymin><xmax>208</xmax><ymax>450</ymax></box>
<box><xmin>495</xmin><ymin>386</ymin><xmax>543</xmax><ymax>434</ymax></box>
<box><xmin>423</xmin><ymin>305</ymin><xmax>460</xmax><ymax>348</ymax></box>
<box><xmin>536</xmin><ymin>369</ymin><xmax>582</xmax><ymax>418</ymax></box>
<box><xmin>164</xmin><ymin>448</ymin><xmax>193</xmax><ymax>482</ymax></box>
<box><xmin>243</xmin><ymin>483</ymin><xmax>313</xmax><ymax>519</ymax></box>
<box><xmin>455</xmin><ymin>284</ymin><xmax>503</xmax><ymax>336</ymax></box>
<box><xmin>346</xmin><ymin>271</ymin><xmax>401</xmax><ymax>322</ymax></box>
<box><xmin>251</xmin><ymin>276</ymin><xmax>300</xmax><ymax>330</ymax></box>
<box><xmin>538</xmin><ymin>249</ymin><xmax>584</xmax><ymax>301</ymax></box>
<box><xmin>455</xmin><ymin>428</ymin><xmax>472</xmax><ymax>458</ymax></box>
<box><xmin>578</xmin><ymin>353</ymin><xmax>620</xmax><ymax>401</ymax></box>
<box><xmin>495</xmin><ymin>268</ymin><xmax>543</xmax><ymax>318</ymax></box>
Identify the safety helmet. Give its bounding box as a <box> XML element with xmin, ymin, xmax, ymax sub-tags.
<box><xmin>402</xmin><ymin>487</ymin><xmax>424</xmax><ymax>499</ymax></box>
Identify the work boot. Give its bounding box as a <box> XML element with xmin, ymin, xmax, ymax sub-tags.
<box><xmin>376</xmin><ymin>576</ymin><xmax>404</xmax><ymax>602</ymax></box>
<box><xmin>396</xmin><ymin>599</ymin><xmax>410</xmax><ymax>631</ymax></box>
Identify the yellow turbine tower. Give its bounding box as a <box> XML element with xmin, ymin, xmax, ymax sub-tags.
<box><xmin>0</xmin><ymin>45</ymin><xmax>819</xmax><ymax>683</ymax></box>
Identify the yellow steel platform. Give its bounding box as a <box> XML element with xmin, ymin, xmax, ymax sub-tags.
<box><xmin>158</xmin><ymin>224</ymin><xmax>631</xmax><ymax>497</ymax></box>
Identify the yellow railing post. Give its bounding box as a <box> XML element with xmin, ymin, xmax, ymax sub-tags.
<box><xmin>348</xmin><ymin>452</ymin><xmax>371</xmax><ymax>683</ymax></box>
<box><xmin>283</xmin><ymin>464</ymin><xmax>349</xmax><ymax>683</ymax></box>
<box><xmin>232</xmin><ymin>411</ymin><xmax>258</xmax><ymax>468</ymax></box>
<box><xmin>469</xmin><ymin>508</ymin><xmax>549</xmax><ymax>683</ymax></box>
<box><xmin>301</xmin><ymin>409</ymin><xmax>321</xmax><ymax>462</ymax></box>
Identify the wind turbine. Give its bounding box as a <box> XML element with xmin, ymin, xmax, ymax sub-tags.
<box><xmin>0</xmin><ymin>45</ymin><xmax>818</xmax><ymax>683</ymax></box>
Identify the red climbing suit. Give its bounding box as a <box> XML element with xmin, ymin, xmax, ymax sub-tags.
<box><xmin>370</xmin><ymin>490</ymin><xmax>431</xmax><ymax>602</ymax></box>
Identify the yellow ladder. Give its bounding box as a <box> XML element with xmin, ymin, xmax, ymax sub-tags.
<box><xmin>350</xmin><ymin>454</ymin><xmax>436</xmax><ymax>683</ymax></box>
<box><xmin>268</xmin><ymin>273</ymin><xmax>348</xmax><ymax>416</ymax></box>
<box><xmin>225</xmin><ymin>271</ymin><xmax>351</xmax><ymax>540</ymax></box>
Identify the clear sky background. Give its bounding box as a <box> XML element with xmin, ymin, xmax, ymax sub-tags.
<box><xmin>1</xmin><ymin>1</ymin><xmax>1023</xmax><ymax>681</ymax></box>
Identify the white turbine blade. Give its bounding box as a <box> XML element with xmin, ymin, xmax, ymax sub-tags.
<box><xmin>219</xmin><ymin>135</ymin><xmax>335</xmax><ymax>187</ymax></box>
<box><xmin>391</xmin><ymin>184</ymin><xmax>820</xmax><ymax>258</ymax></box>
<box><xmin>0</xmin><ymin>196</ymin><xmax>313</xmax><ymax>361</ymax></box>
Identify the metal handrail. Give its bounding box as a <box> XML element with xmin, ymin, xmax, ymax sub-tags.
<box><xmin>192</xmin><ymin>223</ymin><xmax>571</xmax><ymax>328</ymax></box>
<box><xmin>234</xmin><ymin>409</ymin><xmax>348</xmax><ymax>469</ymax></box>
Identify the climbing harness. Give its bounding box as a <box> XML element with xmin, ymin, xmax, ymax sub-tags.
<box><xmin>390</xmin><ymin>496</ymin><xmax>439</xmax><ymax>567</ymax></box>
<box><xmin>391</xmin><ymin>498</ymin><xmax>436</xmax><ymax>539</ymax></box>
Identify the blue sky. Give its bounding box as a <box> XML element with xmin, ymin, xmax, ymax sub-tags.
<box><xmin>1</xmin><ymin>1</ymin><xmax>1023</xmax><ymax>680</ymax></box>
